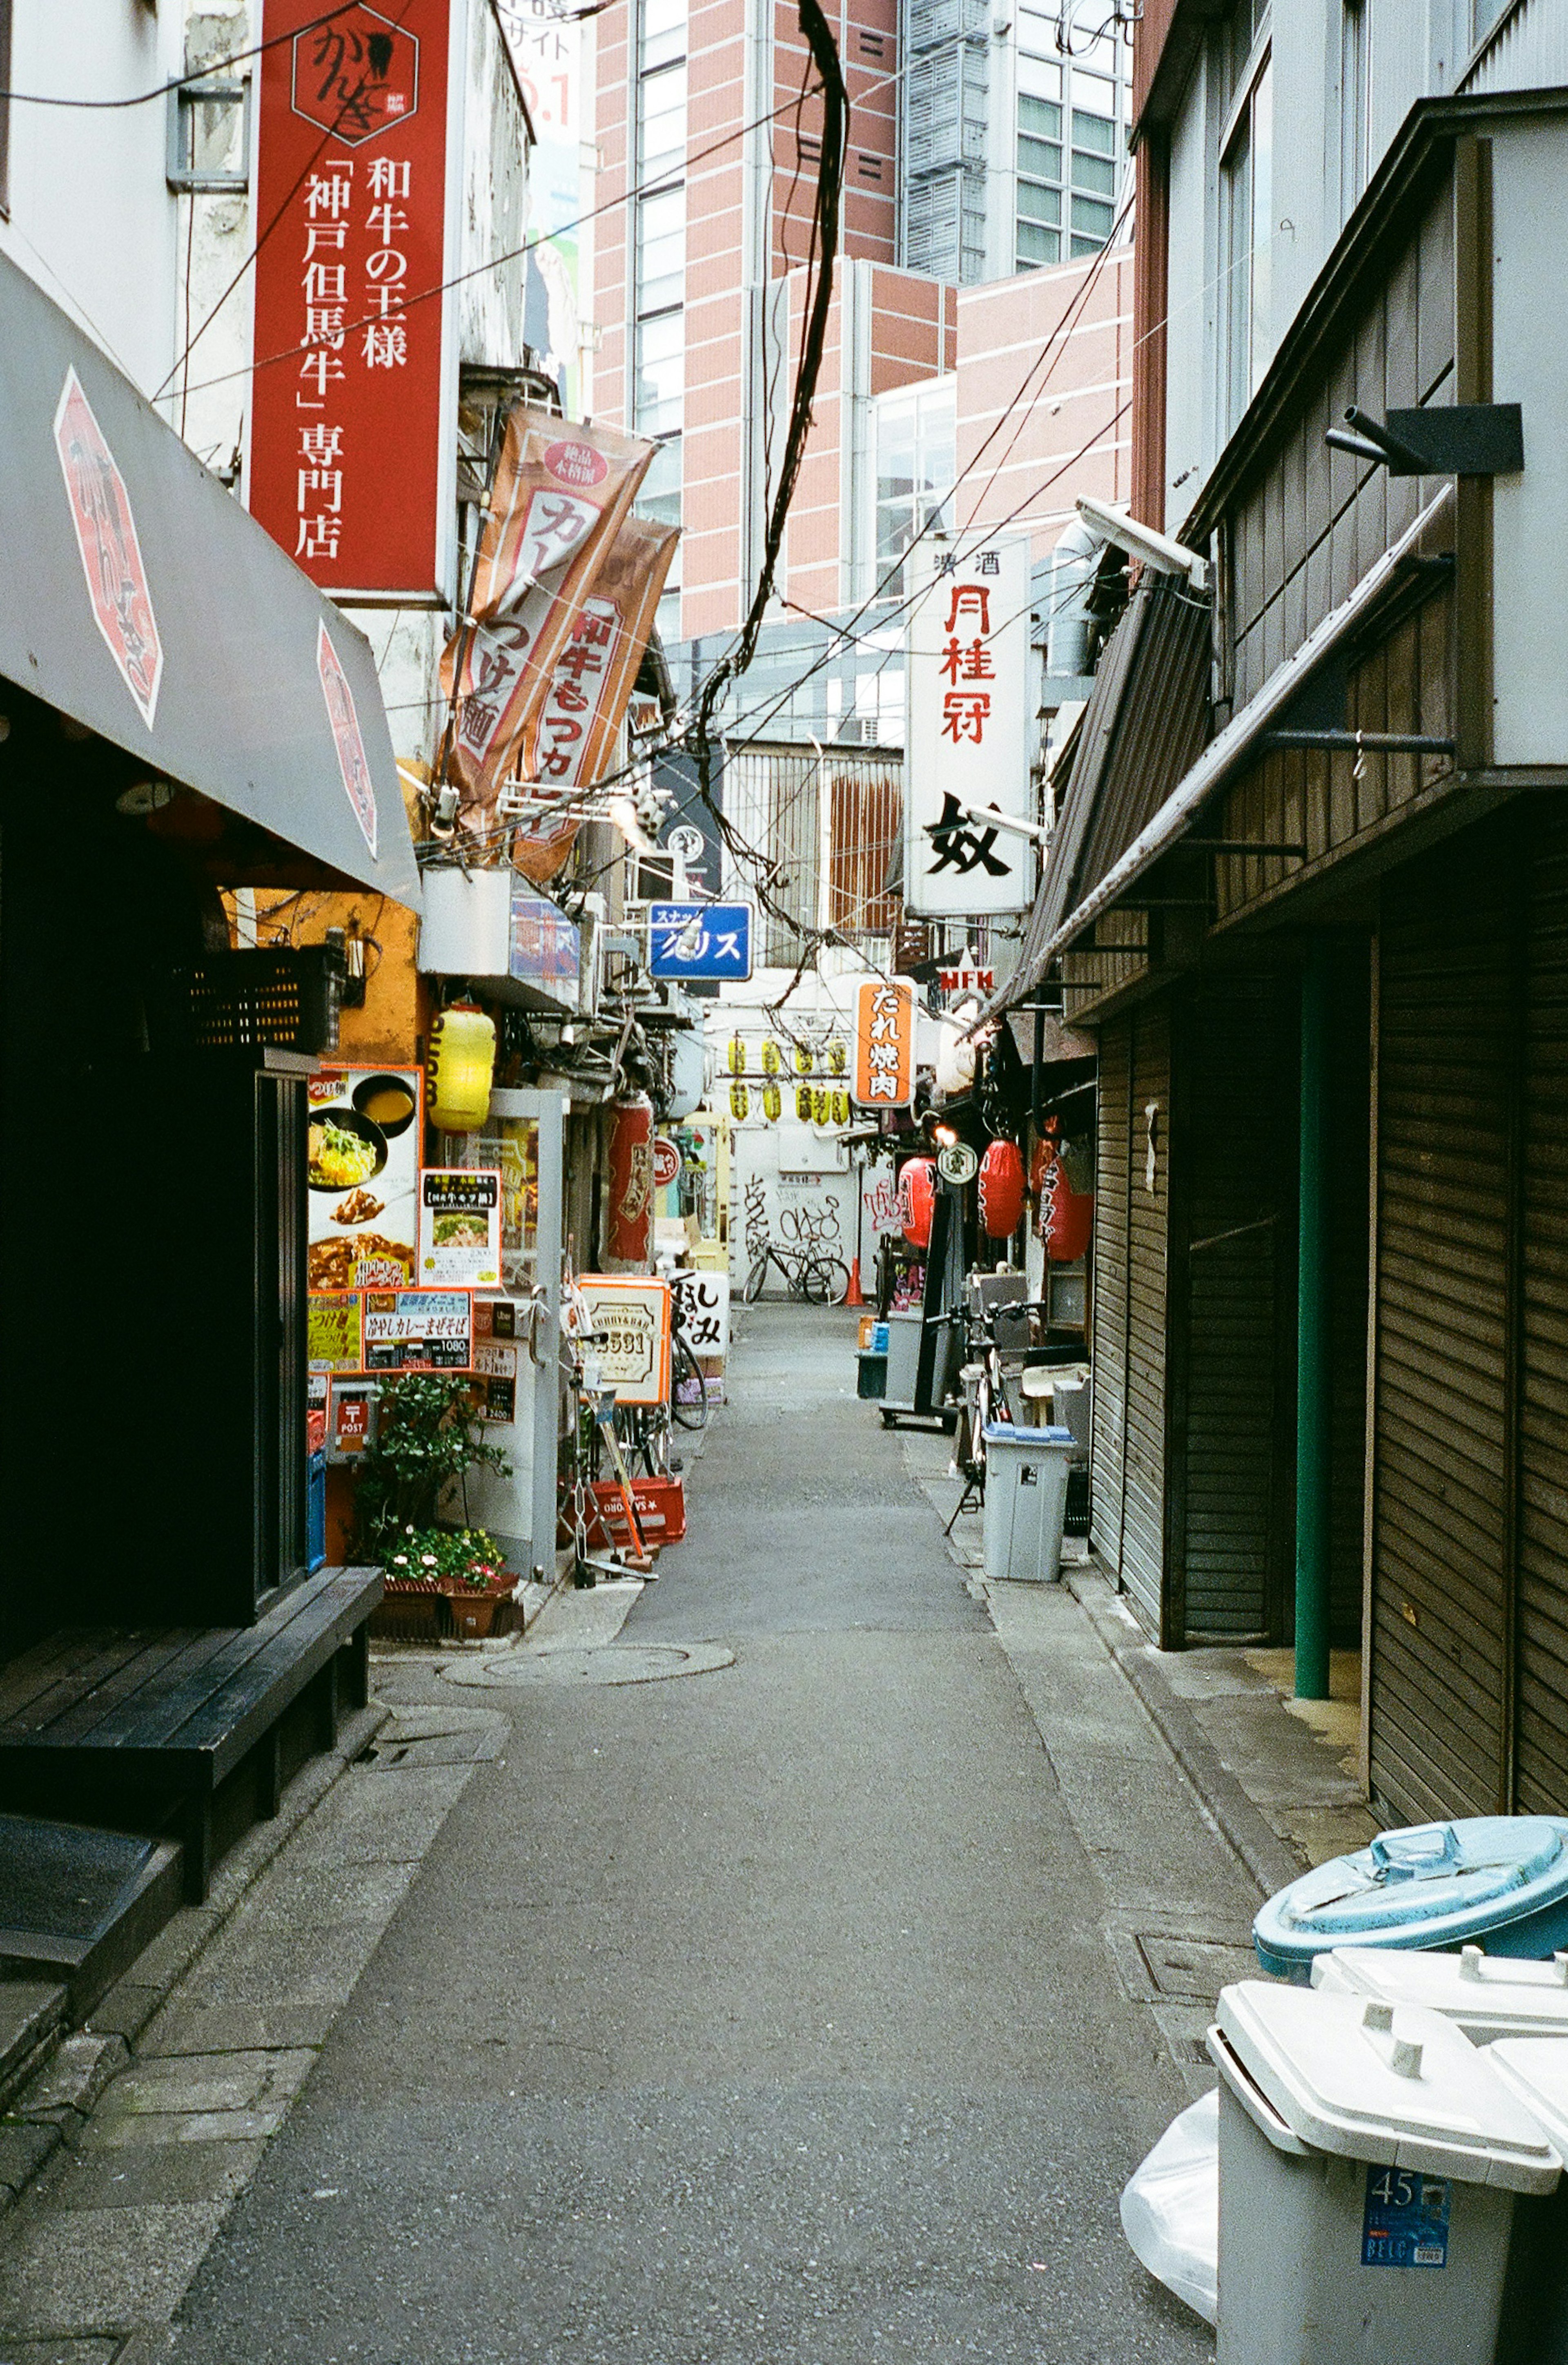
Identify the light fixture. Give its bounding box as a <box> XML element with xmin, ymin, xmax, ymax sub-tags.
<box><xmin>1075</xmin><ymin>495</ymin><xmax>1209</xmax><ymax>594</ymax></box>
<box><xmin>115</xmin><ymin>778</ymin><xmax>175</xmax><ymax>816</ymax></box>
<box><xmin>427</xmin><ymin>1001</ymin><xmax>497</xmax><ymax>1132</ymax></box>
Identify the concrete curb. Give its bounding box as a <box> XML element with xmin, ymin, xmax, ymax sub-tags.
<box><xmin>1062</xmin><ymin>1567</ymin><xmax>1307</xmax><ymax>1904</ymax></box>
<box><xmin>0</xmin><ymin>1700</ymin><xmax>389</xmax><ymax>2221</ymax></box>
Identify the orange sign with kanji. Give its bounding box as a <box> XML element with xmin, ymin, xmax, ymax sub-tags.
<box><xmin>853</xmin><ymin>979</ymin><xmax>914</xmax><ymax>1110</ymax></box>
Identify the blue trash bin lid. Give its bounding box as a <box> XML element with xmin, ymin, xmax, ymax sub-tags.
<box><xmin>981</xmin><ymin>1424</ymin><xmax>1072</xmax><ymax>1445</ymax></box>
<box><xmin>1255</xmin><ymin>1816</ymin><xmax>1568</xmax><ymax>1970</ymax></box>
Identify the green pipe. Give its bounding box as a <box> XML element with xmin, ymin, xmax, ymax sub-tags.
<box><xmin>1295</xmin><ymin>938</ymin><xmax>1333</xmax><ymax>1701</ymax></box>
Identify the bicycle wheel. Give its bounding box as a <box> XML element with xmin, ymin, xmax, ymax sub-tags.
<box><xmin>671</xmin><ymin>1332</ymin><xmax>708</xmax><ymax>1429</ymax></box>
<box><xmin>745</xmin><ymin>1251</ymin><xmax>770</xmax><ymax>1304</ymax></box>
<box><xmin>813</xmin><ymin>1257</ymin><xmax>850</xmax><ymax>1306</ymax></box>
<box><xmin>800</xmin><ymin>1257</ymin><xmax>831</xmax><ymax>1304</ymax></box>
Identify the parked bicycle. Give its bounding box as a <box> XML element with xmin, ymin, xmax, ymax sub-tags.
<box><xmin>743</xmin><ymin>1237</ymin><xmax>851</xmax><ymax>1304</ymax></box>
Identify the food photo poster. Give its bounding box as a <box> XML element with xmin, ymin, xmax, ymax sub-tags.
<box><xmin>306</xmin><ymin>1068</ymin><xmax>423</xmax><ymax>1292</ymax></box>
<box><xmin>419</xmin><ymin>1168</ymin><xmax>503</xmax><ymax>1288</ymax></box>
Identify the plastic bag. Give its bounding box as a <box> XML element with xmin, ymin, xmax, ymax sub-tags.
<box><xmin>1119</xmin><ymin>2086</ymin><xmax>1219</xmax><ymax>2327</ymax></box>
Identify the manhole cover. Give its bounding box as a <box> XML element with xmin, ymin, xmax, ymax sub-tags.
<box><xmin>441</xmin><ymin>1643</ymin><xmax>735</xmax><ymax>1688</ymax></box>
<box><xmin>360</xmin><ymin>1707</ymin><xmax>509</xmax><ymax>1767</ymax></box>
<box><xmin>1136</xmin><ymin>1934</ymin><xmax>1258</xmax><ymax>2001</ymax></box>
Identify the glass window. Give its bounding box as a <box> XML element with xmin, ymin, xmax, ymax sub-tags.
<box><xmin>641</xmin><ymin>0</ymin><xmax>687</xmax><ymax>70</ymax></box>
<box><xmin>1071</xmin><ymin>108</ymin><xmax>1116</xmax><ymax>153</ymax></box>
<box><xmin>1019</xmin><ymin>94</ymin><xmax>1062</xmax><ymax>139</ymax></box>
<box><xmin>871</xmin><ymin>381</ymin><xmax>955</xmax><ymax>594</ymax></box>
<box><xmin>638</xmin><ymin>61</ymin><xmax>686</xmax><ymax>187</ymax></box>
<box><xmin>1071</xmin><ymin>149</ymin><xmax>1116</xmax><ymax>195</ymax></box>
<box><xmin>1018</xmin><ymin>182</ymin><xmax>1061</xmax><ymax>225</ymax></box>
<box><xmin>637</xmin><ymin>187</ymin><xmax>685</xmax><ymax>312</ymax></box>
<box><xmin>1223</xmin><ymin>51</ymin><xmax>1273</xmax><ymax>424</ymax></box>
<box><xmin>637</xmin><ymin>435</ymin><xmax>683</xmax><ymax>531</ymax></box>
<box><xmin>1018</xmin><ymin>134</ymin><xmax>1062</xmax><ymax>179</ymax></box>
<box><xmin>1017</xmin><ymin>220</ymin><xmax>1062</xmax><ymax>267</ymax></box>
<box><xmin>635</xmin><ymin>311</ymin><xmax>684</xmax><ymax>436</ymax></box>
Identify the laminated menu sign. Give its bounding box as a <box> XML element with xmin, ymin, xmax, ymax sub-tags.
<box><xmin>472</xmin><ymin>1339</ymin><xmax>517</xmax><ymax>1424</ymax></box>
<box><xmin>308</xmin><ymin>1291</ymin><xmax>363</xmax><ymax>1373</ymax></box>
<box><xmin>419</xmin><ymin>1168</ymin><xmax>502</xmax><ymax>1287</ymax></box>
<box><xmin>363</xmin><ymin>1289</ymin><xmax>473</xmax><ymax>1370</ymax></box>
<box><xmin>307</xmin><ymin>1067</ymin><xmax>421</xmax><ymax>1292</ymax></box>
<box><xmin>575</xmin><ymin>1276</ymin><xmax>670</xmax><ymax>1406</ymax></box>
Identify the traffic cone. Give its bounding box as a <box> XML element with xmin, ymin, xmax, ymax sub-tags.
<box><xmin>846</xmin><ymin>1257</ymin><xmax>865</xmax><ymax>1307</ymax></box>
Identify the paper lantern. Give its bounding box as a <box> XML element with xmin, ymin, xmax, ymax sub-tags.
<box><xmin>762</xmin><ymin>1081</ymin><xmax>781</xmax><ymax>1121</ymax></box>
<box><xmin>761</xmin><ymin>1039</ymin><xmax>781</xmax><ymax>1075</ymax></box>
<box><xmin>900</xmin><ymin>1156</ymin><xmax>936</xmax><ymax>1250</ymax></box>
<box><xmin>978</xmin><ymin>1137</ymin><xmax>1025</xmax><ymax>1239</ymax></box>
<box><xmin>795</xmin><ymin>1084</ymin><xmax>813</xmax><ymax>1121</ymax></box>
<box><xmin>726</xmin><ymin>1036</ymin><xmax>746</xmax><ymax>1075</ymax></box>
<box><xmin>830</xmin><ymin>1088</ymin><xmax>849</xmax><ymax>1126</ymax></box>
<box><xmin>794</xmin><ymin>1042</ymin><xmax>813</xmax><ymax>1074</ymax></box>
<box><xmin>427</xmin><ymin>1002</ymin><xmax>496</xmax><ymax>1133</ymax></box>
<box><xmin>606</xmin><ymin>1096</ymin><xmax>654</xmax><ymax>1264</ymax></box>
<box><xmin>826</xmin><ymin>1038</ymin><xmax>847</xmax><ymax>1076</ymax></box>
<box><xmin>812</xmin><ymin>1086</ymin><xmax>830</xmax><ymax>1126</ymax></box>
<box><xmin>1033</xmin><ymin>1135</ymin><xmax>1094</xmax><ymax>1262</ymax></box>
<box><xmin>730</xmin><ymin>1081</ymin><xmax>750</xmax><ymax>1121</ymax></box>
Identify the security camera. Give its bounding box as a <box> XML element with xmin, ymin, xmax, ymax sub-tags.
<box><xmin>1074</xmin><ymin>495</ymin><xmax>1209</xmax><ymax>595</ymax></box>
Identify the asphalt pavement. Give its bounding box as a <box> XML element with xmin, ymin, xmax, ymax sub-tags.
<box><xmin>162</xmin><ymin>1302</ymin><xmax>1222</xmax><ymax>2363</ymax></box>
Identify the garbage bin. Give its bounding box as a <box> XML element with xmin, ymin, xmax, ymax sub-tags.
<box><xmin>1209</xmin><ymin>1979</ymin><xmax>1559</xmax><ymax>2365</ymax></box>
<box><xmin>1484</xmin><ymin>2041</ymin><xmax>1568</xmax><ymax>2364</ymax></box>
<box><xmin>1314</xmin><ymin>1943</ymin><xmax>1568</xmax><ymax>2046</ymax></box>
<box><xmin>981</xmin><ymin>1424</ymin><xmax>1072</xmax><ymax>1583</ymax></box>
<box><xmin>1254</xmin><ymin>1816</ymin><xmax>1568</xmax><ymax>1983</ymax></box>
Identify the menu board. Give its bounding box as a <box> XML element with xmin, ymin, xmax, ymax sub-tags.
<box><xmin>419</xmin><ymin>1168</ymin><xmax>502</xmax><ymax>1288</ymax></box>
<box><xmin>306</xmin><ymin>1067</ymin><xmax>422</xmax><ymax>1294</ymax></box>
<box><xmin>575</xmin><ymin>1276</ymin><xmax>671</xmax><ymax>1406</ymax></box>
<box><xmin>362</xmin><ymin>1288</ymin><xmax>474</xmax><ymax>1371</ymax></box>
<box><xmin>308</xmin><ymin>1291</ymin><xmax>364</xmax><ymax>1374</ymax></box>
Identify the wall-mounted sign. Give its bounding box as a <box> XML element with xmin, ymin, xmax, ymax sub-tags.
<box><xmin>647</xmin><ymin>902</ymin><xmax>753</xmax><ymax>981</ymax></box>
<box><xmin>419</xmin><ymin>1167</ymin><xmax>502</xmax><ymax>1286</ymax></box>
<box><xmin>363</xmin><ymin>1288</ymin><xmax>474</xmax><ymax>1369</ymax></box>
<box><xmin>853</xmin><ymin>978</ymin><xmax>914</xmax><ymax>1109</ymax></box>
<box><xmin>672</xmin><ymin>1268</ymin><xmax>729</xmax><ymax>1356</ymax></box>
<box><xmin>576</xmin><ymin>1275</ymin><xmax>670</xmax><ymax>1405</ymax></box>
<box><xmin>937</xmin><ymin>1141</ymin><xmax>979</xmax><ymax>1187</ymax></box>
<box><xmin>652</xmin><ymin>1137</ymin><xmax>681</xmax><ymax>1190</ymax></box>
<box><xmin>53</xmin><ymin>368</ymin><xmax>164</xmax><ymax>729</ymax></box>
<box><xmin>308</xmin><ymin>1291</ymin><xmax>363</xmax><ymax>1373</ymax></box>
<box><xmin>250</xmin><ymin>0</ymin><xmax>454</xmax><ymax>597</ymax></box>
<box><xmin>472</xmin><ymin>1338</ymin><xmax>517</xmax><ymax>1424</ymax></box>
<box><xmin>306</xmin><ymin>1066</ymin><xmax>421</xmax><ymax>1291</ymax></box>
<box><xmin>905</xmin><ymin>533</ymin><xmax>1033</xmax><ymax>917</ymax></box>
<box><xmin>509</xmin><ymin>879</ymin><xmax>581</xmax><ymax>1007</ymax></box>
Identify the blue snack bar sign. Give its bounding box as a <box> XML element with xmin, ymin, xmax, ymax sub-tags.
<box><xmin>648</xmin><ymin>902</ymin><xmax>753</xmax><ymax>981</ymax></box>
<box><xmin>1361</xmin><ymin>2166</ymin><xmax>1452</xmax><ymax>2268</ymax></box>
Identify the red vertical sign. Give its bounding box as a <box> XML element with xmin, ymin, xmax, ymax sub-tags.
<box><xmin>250</xmin><ymin>2</ymin><xmax>450</xmax><ymax>596</ymax></box>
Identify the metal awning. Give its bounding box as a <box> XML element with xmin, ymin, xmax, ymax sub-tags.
<box><xmin>0</xmin><ymin>250</ymin><xmax>420</xmax><ymax>909</ymax></box>
<box><xmin>1025</xmin><ymin>486</ymin><xmax>1455</xmax><ymax>979</ymax></box>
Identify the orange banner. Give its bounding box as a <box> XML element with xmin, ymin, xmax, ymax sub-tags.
<box><xmin>853</xmin><ymin>979</ymin><xmax>914</xmax><ymax>1109</ymax></box>
<box><xmin>513</xmin><ymin>515</ymin><xmax>680</xmax><ymax>884</ymax></box>
<box><xmin>439</xmin><ymin>408</ymin><xmax>651</xmax><ymax>829</ymax></box>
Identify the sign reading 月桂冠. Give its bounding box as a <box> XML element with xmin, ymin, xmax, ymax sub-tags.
<box><xmin>904</xmin><ymin>533</ymin><xmax>1033</xmax><ymax>918</ymax></box>
<box><xmin>250</xmin><ymin>0</ymin><xmax>453</xmax><ymax>598</ymax></box>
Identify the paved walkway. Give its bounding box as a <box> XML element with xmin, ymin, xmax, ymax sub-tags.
<box><xmin>0</xmin><ymin>1302</ymin><xmax>1283</xmax><ymax>2361</ymax></box>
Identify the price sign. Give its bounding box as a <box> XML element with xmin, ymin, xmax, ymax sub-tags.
<box><xmin>308</xmin><ymin>1291</ymin><xmax>363</xmax><ymax>1372</ymax></box>
<box><xmin>362</xmin><ymin>1288</ymin><xmax>474</xmax><ymax>1370</ymax></box>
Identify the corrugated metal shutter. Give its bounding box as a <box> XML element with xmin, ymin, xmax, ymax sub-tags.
<box><xmin>1091</xmin><ymin>1015</ymin><xmax>1131</xmax><ymax>1579</ymax></box>
<box><xmin>1171</xmin><ymin>978</ymin><xmax>1290</xmax><ymax>1643</ymax></box>
<box><xmin>1516</xmin><ymin>807</ymin><xmax>1568</xmax><ymax>1813</ymax></box>
<box><xmin>1120</xmin><ymin>999</ymin><xmax>1171</xmax><ymax>1637</ymax></box>
<box><xmin>1370</xmin><ymin>830</ymin><xmax>1514</xmax><ymax>1823</ymax></box>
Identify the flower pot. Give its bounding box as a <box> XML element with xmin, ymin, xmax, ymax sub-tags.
<box><xmin>443</xmin><ymin>1585</ymin><xmax>507</xmax><ymax>1640</ymax></box>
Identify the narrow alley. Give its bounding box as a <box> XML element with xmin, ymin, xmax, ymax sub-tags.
<box><xmin>0</xmin><ymin>1306</ymin><xmax>1285</xmax><ymax>2363</ymax></box>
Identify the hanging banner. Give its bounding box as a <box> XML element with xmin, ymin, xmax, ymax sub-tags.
<box><xmin>439</xmin><ymin>408</ymin><xmax>652</xmax><ymax>828</ymax></box>
<box><xmin>852</xmin><ymin>978</ymin><xmax>915</xmax><ymax>1110</ymax></box>
<box><xmin>249</xmin><ymin>0</ymin><xmax>454</xmax><ymax>598</ymax></box>
<box><xmin>904</xmin><ymin>532</ymin><xmax>1033</xmax><ymax>917</ymax></box>
<box><xmin>514</xmin><ymin>514</ymin><xmax>679</xmax><ymax>883</ymax></box>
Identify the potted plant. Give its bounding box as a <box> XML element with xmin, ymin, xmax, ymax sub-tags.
<box><xmin>354</xmin><ymin>1376</ymin><xmax>513</xmax><ymax>1638</ymax></box>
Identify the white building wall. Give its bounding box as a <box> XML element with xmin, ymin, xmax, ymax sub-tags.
<box><xmin>2</xmin><ymin>1</ymin><xmax>183</xmax><ymax>399</ymax></box>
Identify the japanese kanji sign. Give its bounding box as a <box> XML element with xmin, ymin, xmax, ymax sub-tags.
<box><xmin>647</xmin><ymin>903</ymin><xmax>753</xmax><ymax>982</ymax></box>
<box><xmin>905</xmin><ymin>533</ymin><xmax>1033</xmax><ymax>917</ymax></box>
<box><xmin>53</xmin><ymin>368</ymin><xmax>163</xmax><ymax>728</ymax></box>
<box><xmin>317</xmin><ymin>621</ymin><xmax>379</xmax><ymax>856</ymax></box>
<box><xmin>853</xmin><ymin>979</ymin><xmax>914</xmax><ymax>1110</ymax></box>
<box><xmin>250</xmin><ymin>0</ymin><xmax>452</xmax><ymax>597</ymax></box>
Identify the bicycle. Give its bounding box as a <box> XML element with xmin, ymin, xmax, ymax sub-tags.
<box><xmin>670</xmin><ymin>1309</ymin><xmax>709</xmax><ymax>1431</ymax></box>
<box><xmin>743</xmin><ymin>1238</ymin><xmax>850</xmax><ymax>1304</ymax></box>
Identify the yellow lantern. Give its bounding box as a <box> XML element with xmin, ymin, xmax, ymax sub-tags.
<box><xmin>793</xmin><ymin>1041</ymin><xmax>812</xmax><ymax>1074</ymax></box>
<box><xmin>761</xmin><ymin>1039</ymin><xmax>781</xmax><ymax>1075</ymax></box>
<box><xmin>826</xmin><ymin>1038</ymin><xmax>847</xmax><ymax>1076</ymax></box>
<box><xmin>730</xmin><ymin>1081</ymin><xmax>750</xmax><ymax>1121</ymax></box>
<box><xmin>812</xmin><ymin>1086</ymin><xmax>830</xmax><ymax>1126</ymax></box>
<box><xmin>831</xmin><ymin>1088</ymin><xmax>849</xmax><ymax>1126</ymax></box>
<box><xmin>427</xmin><ymin>1002</ymin><xmax>496</xmax><ymax>1132</ymax></box>
<box><xmin>795</xmin><ymin>1084</ymin><xmax>813</xmax><ymax>1121</ymax></box>
<box><xmin>727</xmin><ymin>1035</ymin><xmax>746</xmax><ymax>1075</ymax></box>
<box><xmin>762</xmin><ymin>1081</ymin><xmax>782</xmax><ymax>1121</ymax></box>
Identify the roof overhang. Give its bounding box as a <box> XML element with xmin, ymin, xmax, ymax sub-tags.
<box><xmin>0</xmin><ymin>249</ymin><xmax>421</xmax><ymax>909</ymax></box>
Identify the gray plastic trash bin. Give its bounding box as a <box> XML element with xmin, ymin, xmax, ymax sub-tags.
<box><xmin>1485</xmin><ymin>2041</ymin><xmax>1568</xmax><ymax>2363</ymax></box>
<box><xmin>981</xmin><ymin>1423</ymin><xmax>1071</xmax><ymax>1583</ymax></box>
<box><xmin>1209</xmin><ymin>1979</ymin><xmax>1559</xmax><ymax>2365</ymax></box>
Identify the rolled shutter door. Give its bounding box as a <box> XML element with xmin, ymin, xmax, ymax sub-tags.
<box><xmin>1120</xmin><ymin>999</ymin><xmax>1171</xmax><ymax>1638</ymax></box>
<box><xmin>1091</xmin><ymin>1016</ymin><xmax>1131</xmax><ymax>1580</ymax></box>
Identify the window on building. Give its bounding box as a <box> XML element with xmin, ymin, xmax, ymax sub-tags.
<box><xmin>0</xmin><ymin>0</ymin><xmax>12</xmax><ymax>219</ymax></box>
<box><xmin>1472</xmin><ymin>0</ymin><xmax>1512</xmax><ymax>38</ymax></box>
<box><xmin>1340</xmin><ymin>0</ymin><xmax>1370</xmax><ymax>217</ymax></box>
<box><xmin>1013</xmin><ymin>18</ymin><xmax>1127</xmax><ymax>274</ymax></box>
<box><xmin>1222</xmin><ymin>49</ymin><xmax>1273</xmax><ymax>426</ymax></box>
<box><xmin>634</xmin><ymin>0</ymin><xmax>688</xmax><ymax>641</ymax></box>
<box><xmin>872</xmin><ymin>379</ymin><xmax>956</xmax><ymax>596</ymax></box>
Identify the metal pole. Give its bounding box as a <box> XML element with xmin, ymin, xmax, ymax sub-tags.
<box><xmin>1295</xmin><ymin>938</ymin><xmax>1333</xmax><ymax>1700</ymax></box>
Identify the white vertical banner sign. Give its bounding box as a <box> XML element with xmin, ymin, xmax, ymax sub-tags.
<box><xmin>904</xmin><ymin>532</ymin><xmax>1033</xmax><ymax>917</ymax></box>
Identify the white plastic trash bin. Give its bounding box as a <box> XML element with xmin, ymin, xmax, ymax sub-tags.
<box><xmin>1314</xmin><ymin>1943</ymin><xmax>1568</xmax><ymax>2046</ymax></box>
<box><xmin>1209</xmin><ymin>1979</ymin><xmax>1559</xmax><ymax>2365</ymax></box>
<box><xmin>981</xmin><ymin>1423</ymin><xmax>1071</xmax><ymax>1583</ymax></box>
<box><xmin>1483</xmin><ymin>2041</ymin><xmax>1568</xmax><ymax>2363</ymax></box>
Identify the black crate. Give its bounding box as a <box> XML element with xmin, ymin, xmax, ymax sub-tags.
<box><xmin>161</xmin><ymin>946</ymin><xmax>344</xmax><ymax>1055</ymax></box>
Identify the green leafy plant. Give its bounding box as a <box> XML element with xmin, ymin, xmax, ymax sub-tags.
<box><xmin>352</xmin><ymin>1374</ymin><xmax>510</xmax><ymax>1561</ymax></box>
<box><xmin>383</xmin><ymin>1525</ymin><xmax>511</xmax><ymax>1593</ymax></box>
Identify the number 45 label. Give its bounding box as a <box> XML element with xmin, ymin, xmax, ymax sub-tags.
<box><xmin>1362</xmin><ymin>2164</ymin><xmax>1452</xmax><ymax>2267</ymax></box>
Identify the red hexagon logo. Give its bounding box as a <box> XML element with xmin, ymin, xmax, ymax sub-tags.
<box><xmin>291</xmin><ymin>6</ymin><xmax>419</xmax><ymax>147</ymax></box>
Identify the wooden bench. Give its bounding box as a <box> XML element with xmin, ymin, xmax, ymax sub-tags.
<box><xmin>0</xmin><ymin>1568</ymin><xmax>383</xmax><ymax>1901</ymax></box>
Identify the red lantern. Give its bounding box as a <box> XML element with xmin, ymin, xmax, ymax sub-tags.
<box><xmin>1032</xmin><ymin>1131</ymin><xmax>1094</xmax><ymax>1262</ymax></box>
<box><xmin>606</xmin><ymin>1096</ymin><xmax>654</xmax><ymax>1267</ymax></box>
<box><xmin>978</xmin><ymin>1138</ymin><xmax>1025</xmax><ymax>1239</ymax></box>
<box><xmin>900</xmin><ymin>1156</ymin><xmax>936</xmax><ymax>1250</ymax></box>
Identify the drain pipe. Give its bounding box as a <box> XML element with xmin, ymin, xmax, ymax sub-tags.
<box><xmin>1295</xmin><ymin>938</ymin><xmax>1333</xmax><ymax>1701</ymax></box>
